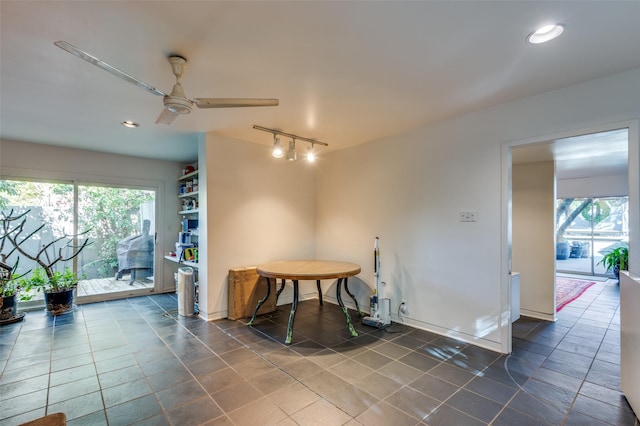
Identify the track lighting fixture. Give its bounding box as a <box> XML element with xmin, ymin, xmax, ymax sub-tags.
<box><xmin>253</xmin><ymin>125</ymin><xmax>328</xmax><ymax>163</ymax></box>
<box><xmin>286</xmin><ymin>140</ymin><xmax>297</xmax><ymax>161</ymax></box>
<box><xmin>306</xmin><ymin>146</ymin><xmax>316</xmax><ymax>163</ymax></box>
<box><xmin>272</xmin><ymin>135</ymin><xmax>284</xmax><ymax>158</ymax></box>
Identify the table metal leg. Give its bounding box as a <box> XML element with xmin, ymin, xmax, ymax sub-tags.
<box><xmin>285</xmin><ymin>280</ymin><xmax>299</xmax><ymax>344</ymax></box>
<box><xmin>247</xmin><ymin>276</ymin><xmax>271</xmax><ymax>326</ymax></box>
<box><xmin>343</xmin><ymin>278</ymin><xmax>363</xmax><ymax>316</ymax></box>
<box><xmin>275</xmin><ymin>278</ymin><xmax>286</xmax><ymax>302</ymax></box>
<box><xmin>336</xmin><ymin>278</ymin><xmax>359</xmax><ymax>337</ymax></box>
<box><xmin>316</xmin><ymin>280</ymin><xmax>323</xmax><ymax>305</ymax></box>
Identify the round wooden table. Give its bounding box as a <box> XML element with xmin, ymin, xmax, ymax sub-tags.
<box><xmin>247</xmin><ymin>260</ymin><xmax>362</xmax><ymax>344</ymax></box>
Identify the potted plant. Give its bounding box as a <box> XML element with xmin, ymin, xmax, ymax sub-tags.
<box><xmin>0</xmin><ymin>259</ymin><xmax>30</xmax><ymax>324</ymax></box>
<box><xmin>21</xmin><ymin>267</ymin><xmax>82</xmax><ymax>315</ymax></box>
<box><xmin>556</xmin><ymin>239</ymin><xmax>571</xmax><ymax>260</ymax></box>
<box><xmin>1</xmin><ymin>209</ymin><xmax>91</xmax><ymax>315</ymax></box>
<box><xmin>598</xmin><ymin>245</ymin><xmax>629</xmax><ymax>280</ymax></box>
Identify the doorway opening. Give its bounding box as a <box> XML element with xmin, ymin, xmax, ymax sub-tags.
<box><xmin>504</xmin><ymin>122</ymin><xmax>635</xmax><ymax>354</ymax></box>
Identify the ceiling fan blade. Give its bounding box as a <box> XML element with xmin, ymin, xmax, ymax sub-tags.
<box><xmin>194</xmin><ymin>98</ymin><xmax>279</xmax><ymax>108</ymax></box>
<box><xmin>54</xmin><ymin>40</ymin><xmax>167</xmax><ymax>97</ymax></box>
<box><xmin>155</xmin><ymin>108</ymin><xmax>179</xmax><ymax>125</ymax></box>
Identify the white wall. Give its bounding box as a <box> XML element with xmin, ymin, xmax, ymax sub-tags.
<box><xmin>557</xmin><ymin>174</ymin><xmax>628</xmax><ymax>198</ymax></box>
<box><xmin>0</xmin><ymin>139</ymin><xmax>184</xmax><ymax>294</ymax></box>
<box><xmin>197</xmin><ymin>134</ymin><xmax>317</xmax><ymax>320</ymax></box>
<box><xmin>620</xmin><ymin>272</ymin><xmax>640</xmax><ymax>416</ymax></box>
<box><xmin>317</xmin><ymin>112</ymin><xmax>504</xmax><ymax>348</ymax></box>
<box><xmin>512</xmin><ymin>162</ymin><xmax>556</xmax><ymax>321</ymax></box>
<box><xmin>316</xmin><ymin>67</ymin><xmax>640</xmax><ymax>352</ymax></box>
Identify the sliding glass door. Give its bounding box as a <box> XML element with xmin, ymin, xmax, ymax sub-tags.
<box><xmin>77</xmin><ymin>184</ymin><xmax>156</xmax><ymax>300</ymax></box>
<box><xmin>556</xmin><ymin>196</ymin><xmax>629</xmax><ymax>276</ymax></box>
<box><xmin>1</xmin><ymin>179</ymin><xmax>157</xmax><ymax>306</ymax></box>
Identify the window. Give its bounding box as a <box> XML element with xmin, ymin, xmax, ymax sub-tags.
<box><xmin>556</xmin><ymin>196</ymin><xmax>629</xmax><ymax>276</ymax></box>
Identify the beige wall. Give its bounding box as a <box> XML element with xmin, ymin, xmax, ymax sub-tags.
<box><xmin>197</xmin><ymin>134</ymin><xmax>317</xmax><ymax>320</ymax></box>
<box><xmin>512</xmin><ymin>161</ymin><xmax>556</xmax><ymax>320</ymax></box>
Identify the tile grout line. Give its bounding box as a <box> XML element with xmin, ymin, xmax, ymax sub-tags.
<box><xmin>561</xmin><ymin>279</ymin><xmax>622</xmax><ymax>426</ymax></box>
<box><xmin>135</xmin><ymin>295</ymin><xmax>229</xmax><ymax>424</ymax></box>
<box><xmin>512</xmin><ymin>279</ymin><xmax>621</xmax><ymax>426</ymax></box>
<box><xmin>489</xmin><ymin>278</ymin><xmax>619</xmax><ymax>425</ymax></box>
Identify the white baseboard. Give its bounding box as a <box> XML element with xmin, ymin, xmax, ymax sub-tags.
<box><xmin>520</xmin><ymin>308</ymin><xmax>556</xmax><ymax>322</ymax></box>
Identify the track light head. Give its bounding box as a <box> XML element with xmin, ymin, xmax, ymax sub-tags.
<box><xmin>306</xmin><ymin>145</ymin><xmax>316</xmax><ymax>162</ymax></box>
<box><xmin>286</xmin><ymin>140</ymin><xmax>297</xmax><ymax>161</ymax></box>
<box><xmin>272</xmin><ymin>136</ymin><xmax>284</xmax><ymax>158</ymax></box>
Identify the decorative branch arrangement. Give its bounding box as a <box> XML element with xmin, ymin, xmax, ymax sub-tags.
<box><xmin>0</xmin><ymin>209</ymin><xmax>91</xmax><ymax>281</ymax></box>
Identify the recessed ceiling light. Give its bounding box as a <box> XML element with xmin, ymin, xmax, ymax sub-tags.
<box><xmin>527</xmin><ymin>24</ymin><xmax>565</xmax><ymax>44</ymax></box>
<box><xmin>121</xmin><ymin>120</ymin><xmax>140</xmax><ymax>128</ymax></box>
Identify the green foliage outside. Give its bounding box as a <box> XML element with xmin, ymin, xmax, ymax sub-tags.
<box><xmin>0</xmin><ymin>181</ymin><xmax>18</xmax><ymax>210</ymax></box>
<box><xmin>78</xmin><ymin>186</ymin><xmax>154</xmax><ymax>277</ymax></box>
<box><xmin>579</xmin><ymin>200</ymin><xmax>610</xmax><ymax>225</ymax></box>
<box><xmin>556</xmin><ymin>198</ymin><xmax>615</xmax><ymax>241</ymax></box>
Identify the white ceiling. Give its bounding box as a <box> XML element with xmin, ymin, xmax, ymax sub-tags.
<box><xmin>1</xmin><ymin>1</ymin><xmax>637</xmax><ymax>172</ymax></box>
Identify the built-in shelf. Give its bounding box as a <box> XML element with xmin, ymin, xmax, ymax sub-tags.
<box><xmin>178</xmin><ymin>191</ymin><xmax>199</xmax><ymax>199</ymax></box>
<box><xmin>170</xmin><ymin>168</ymin><xmax>199</xmax><ymax>274</ymax></box>
<box><xmin>164</xmin><ymin>255</ymin><xmax>199</xmax><ymax>269</ymax></box>
<box><xmin>178</xmin><ymin>170</ymin><xmax>199</xmax><ymax>181</ymax></box>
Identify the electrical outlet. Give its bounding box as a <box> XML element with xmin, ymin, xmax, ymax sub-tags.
<box><xmin>399</xmin><ymin>302</ymin><xmax>408</xmax><ymax>314</ymax></box>
<box><xmin>459</xmin><ymin>209</ymin><xmax>477</xmax><ymax>222</ymax></box>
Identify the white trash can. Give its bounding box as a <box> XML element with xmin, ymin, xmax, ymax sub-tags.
<box><xmin>177</xmin><ymin>267</ymin><xmax>195</xmax><ymax>316</ymax></box>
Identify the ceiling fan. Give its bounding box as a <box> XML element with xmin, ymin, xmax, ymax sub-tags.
<box><xmin>54</xmin><ymin>41</ymin><xmax>279</xmax><ymax>125</ymax></box>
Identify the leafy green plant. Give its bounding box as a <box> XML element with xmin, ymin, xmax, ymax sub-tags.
<box><xmin>0</xmin><ymin>259</ymin><xmax>31</xmax><ymax>299</ymax></box>
<box><xmin>49</xmin><ymin>267</ymin><xmax>80</xmax><ymax>291</ymax></box>
<box><xmin>0</xmin><ymin>278</ymin><xmax>19</xmax><ymax>297</ymax></box>
<box><xmin>598</xmin><ymin>245</ymin><xmax>628</xmax><ymax>275</ymax></box>
<box><xmin>20</xmin><ymin>266</ymin><xmax>81</xmax><ymax>295</ymax></box>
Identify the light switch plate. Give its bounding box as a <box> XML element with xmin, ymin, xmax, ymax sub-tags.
<box><xmin>460</xmin><ymin>209</ymin><xmax>477</xmax><ymax>222</ymax></box>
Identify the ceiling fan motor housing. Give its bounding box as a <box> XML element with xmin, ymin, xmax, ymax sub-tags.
<box><xmin>164</xmin><ymin>96</ymin><xmax>192</xmax><ymax>114</ymax></box>
<box><xmin>164</xmin><ymin>56</ymin><xmax>192</xmax><ymax>114</ymax></box>
<box><xmin>164</xmin><ymin>82</ymin><xmax>193</xmax><ymax>114</ymax></box>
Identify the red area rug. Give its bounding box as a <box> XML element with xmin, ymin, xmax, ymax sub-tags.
<box><xmin>556</xmin><ymin>277</ymin><xmax>596</xmax><ymax>312</ymax></box>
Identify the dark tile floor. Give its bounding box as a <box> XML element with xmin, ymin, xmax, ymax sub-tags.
<box><xmin>0</xmin><ymin>278</ymin><xmax>637</xmax><ymax>425</ymax></box>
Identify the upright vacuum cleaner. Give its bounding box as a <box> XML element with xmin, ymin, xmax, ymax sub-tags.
<box><xmin>363</xmin><ymin>237</ymin><xmax>391</xmax><ymax>328</ymax></box>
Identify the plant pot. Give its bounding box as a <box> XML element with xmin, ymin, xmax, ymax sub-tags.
<box><xmin>613</xmin><ymin>264</ymin><xmax>620</xmax><ymax>281</ymax></box>
<box><xmin>0</xmin><ymin>294</ymin><xmax>25</xmax><ymax>324</ymax></box>
<box><xmin>44</xmin><ymin>288</ymin><xmax>76</xmax><ymax>315</ymax></box>
<box><xmin>556</xmin><ymin>242</ymin><xmax>570</xmax><ymax>260</ymax></box>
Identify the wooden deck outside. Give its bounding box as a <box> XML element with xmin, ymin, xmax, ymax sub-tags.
<box><xmin>76</xmin><ymin>275</ymin><xmax>153</xmax><ymax>297</ymax></box>
<box><xmin>17</xmin><ymin>274</ymin><xmax>154</xmax><ymax>307</ymax></box>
